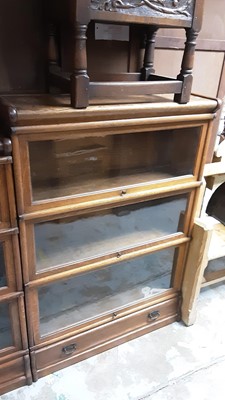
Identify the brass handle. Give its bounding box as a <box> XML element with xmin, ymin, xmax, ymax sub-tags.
<box><xmin>120</xmin><ymin>189</ymin><xmax>127</xmax><ymax>196</ymax></box>
<box><xmin>62</xmin><ymin>343</ymin><xmax>77</xmax><ymax>355</ymax></box>
<box><xmin>148</xmin><ymin>311</ymin><xmax>160</xmax><ymax>321</ymax></box>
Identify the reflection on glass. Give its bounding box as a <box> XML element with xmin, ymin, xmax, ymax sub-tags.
<box><xmin>34</xmin><ymin>194</ymin><xmax>187</xmax><ymax>271</ymax></box>
<box><xmin>29</xmin><ymin>128</ymin><xmax>200</xmax><ymax>201</ymax></box>
<box><xmin>39</xmin><ymin>247</ymin><xmax>176</xmax><ymax>336</ymax></box>
<box><xmin>0</xmin><ymin>242</ymin><xmax>6</xmax><ymax>287</ymax></box>
<box><xmin>0</xmin><ymin>303</ymin><xmax>13</xmax><ymax>349</ymax></box>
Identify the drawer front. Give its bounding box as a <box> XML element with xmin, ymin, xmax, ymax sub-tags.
<box><xmin>0</xmin><ymin>355</ymin><xmax>31</xmax><ymax>395</ymax></box>
<box><xmin>34</xmin><ymin>297</ymin><xmax>179</xmax><ymax>374</ymax></box>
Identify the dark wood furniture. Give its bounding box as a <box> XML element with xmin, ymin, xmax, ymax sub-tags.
<box><xmin>0</xmin><ymin>93</ymin><xmax>219</xmax><ymax>380</ymax></box>
<box><xmin>46</xmin><ymin>0</ymin><xmax>204</xmax><ymax>108</ymax></box>
<box><xmin>0</xmin><ymin>138</ymin><xmax>31</xmax><ymax>395</ymax></box>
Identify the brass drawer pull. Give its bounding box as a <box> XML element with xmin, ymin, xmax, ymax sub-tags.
<box><xmin>120</xmin><ymin>189</ymin><xmax>127</xmax><ymax>196</ymax></box>
<box><xmin>148</xmin><ymin>311</ymin><xmax>160</xmax><ymax>321</ymax></box>
<box><xmin>62</xmin><ymin>343</ymin><xmax>77</xmax><ymax>355</ymax></box>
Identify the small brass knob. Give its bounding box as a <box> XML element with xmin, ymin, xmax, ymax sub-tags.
<box><xmin>148</xmin><ymin>311</ymin><xmax>160</xmax><ymax>321</ymax></box>
<box><xmin>62</xmin><ymin>343</ymin><xmax>77</xmax><ymax>355</ymax></box>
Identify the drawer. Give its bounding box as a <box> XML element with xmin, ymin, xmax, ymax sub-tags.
<box><xmin>33</xmin><ymin>297</ymin><xmax>179</xmax><ymax>377</ymax></box>
<box><xmin>0</xmin><ymin>354</ymin><xmax>31</xmax><ymax>395</ymax></box>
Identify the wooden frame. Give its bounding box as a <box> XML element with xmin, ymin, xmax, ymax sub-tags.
<box><xmin>181</xmin><ymin>157</ymin><xmax>225</xmax><ymax>326</ymax></box>
<box><xmin>0</xmin><ymin>233</ymin><xmax>23</xmax><ymax>295</ymax></box>
<box><xmin>19</xmin><ymin>189</ymin><xmax>193</xmax><ymax>283</ymax></box>
<box><xmin>182</xmin><ymin>217</ymin><xmax>225</xmax><ymax>326</ymax></box>
<box><xmin>0</xmin><ymin>145</ymin><xmax>31</xmax><ymax>394</ymax></box>
<box><xmin>25</xmin><ymin>242</ymin><xmax>186</xmax><ymax>348</ymax></box>
<box><xmin>12</xmin><ymin>117</ymin><xmax>210</xmax><ymax>217</ymax></box>
<box><xmin>0</xmin><ymin>160</ymin><xmax>17</xmax><ymax>230</ymax></box>
<box><xmin>0</xmin><ymin>294</ymin><xmax>28</xmax><ymax>357</ymax></box>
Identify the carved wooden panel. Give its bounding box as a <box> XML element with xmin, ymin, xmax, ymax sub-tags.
<box><xmin>90</xmin><ymin>0</ymin><xmax>194</xmax><ymax>21</ymax></box>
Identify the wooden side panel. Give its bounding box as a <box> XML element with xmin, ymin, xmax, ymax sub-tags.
<box><xmin>181</xmin><ymin>220</ymin><xmax>212</xmax><ymax>326</ymax></box>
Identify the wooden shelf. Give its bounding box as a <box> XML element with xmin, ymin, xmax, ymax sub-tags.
<box><xmin>32</xmin><ymin>171</ymin><xmax>173</xmax><ymax>202</ymax></box>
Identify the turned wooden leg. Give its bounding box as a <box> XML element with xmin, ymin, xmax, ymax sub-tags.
<box><xmin>71</xmin><ymin>23</ymin><xmax>89</xmax><ymax>109</ymax></box>
<box><xmin>174</xmin><ymin>28</ymin><xmax>198</xmax><ymax>104</ymax></box>
<box><xmin>48</xmin><ymin>24</ymin><xmax>59</xmax><ymax>66</ymax></box>
<box><xmin>141</xmin><ymin>27</ymin><xmax>158</xmax><ymax>80</ymax></box>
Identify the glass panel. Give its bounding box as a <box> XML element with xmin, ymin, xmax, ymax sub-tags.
<box><xmin>34</xmin><ymin>194</ymin><xmax>188</xmax><ymax>272</ymax></box>
<box><xmin>38</xmin><ymin>247</ymin><xmax>177</xmax><ymax>336</ymax></box>
<box><xmin>0</xmin><ymin>242</ymin><xmax>7</xmax><ymax>287</ymax></box>
<box><xmin>0</xmin><ymin>303</ymin><xmax>13</xmax><ymax>350</ymax></box>
<box><xmin>29</xmin><ymin>127</ymin><xmax>201</xmax><ymax>201</ymax></box>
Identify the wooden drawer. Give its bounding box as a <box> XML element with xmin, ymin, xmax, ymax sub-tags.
<box><xmin>33</xmin><ymin>296</ymin><xmax>179</xmax><ymax>379</ymax></box>
<box><xmin>0</xmin><ymin>354</ymin><xmax>32</xmax><ymax>395</ymax></box>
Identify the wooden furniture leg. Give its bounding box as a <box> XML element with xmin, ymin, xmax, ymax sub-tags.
<box><xmin>71</xmin><ymin>23</ymin><xmax>89</xmax><ymax>109</ymax></box>
<box><xmin>174</xmin><ymin>28</ymin><xmax>198</xmax><ymax>104</ymax></box>
<box><xmin>141</xmin><ymin>27</ymin><xmax>158</xmax><ymax>80</ymax></box>
<box><xmin>181</xmin><ymin>219</ymin><xmax>213</xmax><ymax>326</ymax></box>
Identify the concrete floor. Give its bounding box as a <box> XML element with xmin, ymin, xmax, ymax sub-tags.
<box><xmin>1</xmin><ymin>283</ymin><xmax>225</xmax><ymax>400</ymax></box>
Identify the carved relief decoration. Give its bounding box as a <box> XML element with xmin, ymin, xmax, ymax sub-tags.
<box><xmin>91</xmin><ymin>0</ymin><xmax>193</xmax><ymax>17</ymax></box>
